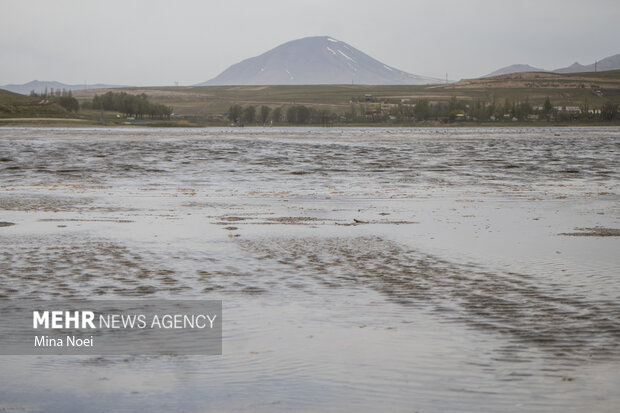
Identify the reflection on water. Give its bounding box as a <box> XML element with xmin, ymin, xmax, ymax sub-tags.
<box><xmin>0</xmin><ymin>127</ymin><xmax>619</xmax><ymax>412</ymax></box>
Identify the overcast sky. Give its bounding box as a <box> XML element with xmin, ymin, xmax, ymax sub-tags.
<box><xmin>1</xmin><ymin>0</ymin><xmax>619</xmax><ymax>86</ymax></box>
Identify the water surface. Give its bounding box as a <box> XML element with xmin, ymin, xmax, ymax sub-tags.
<box><xmin>0</xmin><ymin>127</ymin><xmax>619</xmax><ymax>412</ymax></box>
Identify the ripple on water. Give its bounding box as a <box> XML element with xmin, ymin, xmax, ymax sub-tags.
<box><xmin>238</xmin><ymin>236</ymin><xmax>620</xmax><ymax>361</ymax></box>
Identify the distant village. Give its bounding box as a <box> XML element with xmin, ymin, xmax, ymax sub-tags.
<box><xmin>222</xmin><ymin>94</ymin><xmax>618</xmax><ymax>126</ymax></box>
<box><xmin>346</xmin><ymin>94</ymin><xmax>612</xmax><ymax>124</ymax></box>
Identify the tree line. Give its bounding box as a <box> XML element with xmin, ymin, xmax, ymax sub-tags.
<box><xmin>228</xmin><ymin>97</ymin><xmax>619</xmax><ymax>125</ymax></box>
<box><xmin>87</xmin><ymin>92</ymin><xmax>172</xmax><ymax>119</ymax></box>
<box><xmin>350</xmin><ymin>96</ymin><xmax>619</xmax><ymax>123</ymax></box>
<box><xmin>30</xmin><ymin>88</ymin><xmax>79</xmax><ymax>113</ymax></box>
<box><xmin>228</xmin><ymin>104</ymin><xmax>336</xmax><ymax>125</ymax></box>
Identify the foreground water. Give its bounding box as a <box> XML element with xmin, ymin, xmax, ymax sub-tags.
<box><xmin>0</xmin><ymin>126</ymin><xmax>619</xmax><ymax>412</ymax></box>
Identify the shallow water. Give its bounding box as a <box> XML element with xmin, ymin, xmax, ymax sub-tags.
<box><xmin>0</xmin><ymin>127</ymin><xmax>619</xmax><ymax>412</ymax></box>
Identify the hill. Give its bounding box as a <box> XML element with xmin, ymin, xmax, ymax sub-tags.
<box><xmin>0</xmin><ymin>89</ymin><xmax>75</xmax><ymax>119</ymax></box>
<box><xmin>482</xmin><ymin>64</ymin><xmax>545</xmax><ymax>78</ymax></box>
<box><xmin>199</xmin><ymin>36</ymin><xmax>442</xmax><ymax>86</ymax></box>
<box><xmin>553</xmin><ymin>53</ymin><xmax>620</xmax><ymax>74</ymax></box>
<box><xmin>0</xmin><ymin>80</ymin><xmax>129</xmax><ymax>95</ymax></box>
<box><xmin>483</xmin><ymin>53</ymin><xmax>620</xmax><ymax>78</ymax></box>
<box><xmin>454</xmin><ymin>69</ymin><xmax>620</xmax><ymax>90</ymax></box>
<box><xmin>72</xmin><ymin>69</ymin><xmax>620</xmax><ymax>124</ymax></box>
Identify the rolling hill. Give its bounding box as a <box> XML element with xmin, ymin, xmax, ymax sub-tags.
<box><xmin>553</xmin><ymin>54</ymin><xmax>620</xmax><ymax>74</ymax></box>
<box><xmin>0</xmin><ymin>89</ymin><xmax>74</xmax><ymax>118</ymax></box>
<box><xmin>0</xmin><ymin>80</ymin><xmax>129</xmax><ymax>95</ymax></box>
<box><xmin>482</xmin><ymin>64</ymin><xmax>546</xmax><ymax>78</ymax></box>
<box><xmin>483</xmin><ymin>53</ymin><xmax>620</xmax><ymax>78</ymax></box>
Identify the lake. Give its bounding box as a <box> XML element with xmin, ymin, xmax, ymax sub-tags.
<box><xmin>0</xmin><ymin>126</ymin><xmax>618</xmax><ymax>412</ymax></box>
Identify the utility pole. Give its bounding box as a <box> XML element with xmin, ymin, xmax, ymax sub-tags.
<box><xmin>445</xmin><ymin>73</ymin><xmax>448</xmax><ymax>84</ymax></box>
<box><xmin>595</xmin><ymin>60</ymin><xmax>598</xmax><ymax>72</ymax></box>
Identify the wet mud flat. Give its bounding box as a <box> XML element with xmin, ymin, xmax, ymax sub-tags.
<box><xmin>560</xmin><ymin>226</ymin><xmax>620</xmax><ymax>237</ymax></box>
<box><xmin>0</xmin><ymin>126</ymin><xmax>619</xmax><ymax>412</ymax></box>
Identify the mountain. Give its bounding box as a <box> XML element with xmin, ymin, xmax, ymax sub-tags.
<box><xmin>0</xmin><ymin>80</ymin><xmax>129</xmax><ymax>95</ymax></box>
<box><xmin>482</xmin><ymin>64</ymin><xmax>545</xmax><ymax>78</ymax></box>
<box><xmin>553</xmin><ymin>54</ymin><xmax>620</xmax><ymax>74</ymax></box>
<box><xmin>481</xmin><ymin>54</ymin><xmax>620</xmax><ymax>79</ymax></box>
<box><xmin>482</xmin><ymin>54</ymin><xmax>620</xmax><ymax>78</ymax></box>
<box><xmin>553</xmin><ymin>62</ymin><xmax>588</xmax><ymax>74</ymax></box>
<box><xmin>199</xmin><ymin>36</ymin><xmax>442</xmax><ymax>86</ymax></box>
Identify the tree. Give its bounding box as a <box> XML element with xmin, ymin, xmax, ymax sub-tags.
<box><xmin>580</xmin><ymin>96</ymin><xmax>591</xmax><ymax>120</ymax></box>
<box><xmin>470</xmin><ymin>99</ymin><xmax>489</xmax><ymax>121</ymax></box>
<box><xmin>228</xmin><ymin>104</ymin><xmax>242</xmax><ymax>124</ymax></box>
<box><xmin>271</xmin><ymin>107</ymin><xmax>282</xmax><ymax>123</ymax></box>
<box><xmin>318</xmin><ymin>109</ymin><xmax>334</xmax><ymax>126</ymax></box>
<box><xmin>541</xmin><ymin>96</ymin><xmax>553</xmax><ymax>120</ymax></box>
<box><xmin>511</xmin><ymin>99</ymin><xmax>532</xmax><ymax>121</ymax></box>
<box><xmin>345</xmin><ymin>103</ymin><xmax>357</xmax><ymax>122</ymax></box>
<box><xmin>242</xmin><ymin>105</ymin><xmax>256</xmax><ymax>124</ymax></box>
<box><xmin>286</xmin><ymin>105</ymin><xmax>310</xmax><ymax>124</ymax></box>
<box><xmin>259</xmin><ymin>105</ymin><xmax>271</xmax><ymax>125</ymax></box>
<box><xmin>286</xmin><ymin>106</ymin><xmax>296</xmax><ymax>123</ymax></box>
<box><xmin>55</xmin><ymin>95</ymin><xmax>79</xmax><ymax>112</ymax></box>
<box><xmin>448</xmin><ymin>96</ymin><xmax>461</xmax><ymax>121</ymax></box>
<box><xmin>414</xmin><ymin>99</ymin><xmax>431</xmax><ymax>121</ymax></box>
<box><xmin>91</xmin><ymin>91</ymin><xmax>171</xmax><ymax>119</ymax></box>
<box><xmin>600</xmin><ymin>101</ymin><xmax>619</xmax><ymax>120</ymax></box>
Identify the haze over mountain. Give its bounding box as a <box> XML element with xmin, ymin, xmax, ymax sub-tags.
<box><xmin>482</xmin><ymin>53</ymin><xmax>620</xmax><ymax>78</ymax></box>
<box><xmin>482</xmin><ymin>64</ymin><xmax>545</xmax><ymax>78</ymax></box>
<box><xmin>199</xmin><ymin>36</ymin><xmax>443</xmax><ymax>86</ymax></box>
<box><xmin>0</xmin><ymin>80</ymin><xmax>129</xmax><ymax>95</ymax></box>
<box><xmin>5</xmin><ymin>49</ymin><xmax>618</xmax><ymax>90</ymax></box>
<box><xmin>553</xmin><ymin>53</ymin><xmax>620</xmax><ymax>73</ymax></box>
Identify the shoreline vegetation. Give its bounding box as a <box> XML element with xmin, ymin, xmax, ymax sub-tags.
<box><xmin>1</xmin><ymin>69</ymin><xmax>619</xmax><ymax>128</ymax></box>
<box><xmin>3</xmin><ymin>118</ymin><xmax>620</xmax><ymax>128</ymax></box>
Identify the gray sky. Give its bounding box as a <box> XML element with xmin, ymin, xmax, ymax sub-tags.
<box><xmin>1</xmin><ymin>0</ymin><xmax>619</xmax><ymax>86</ymax></box>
